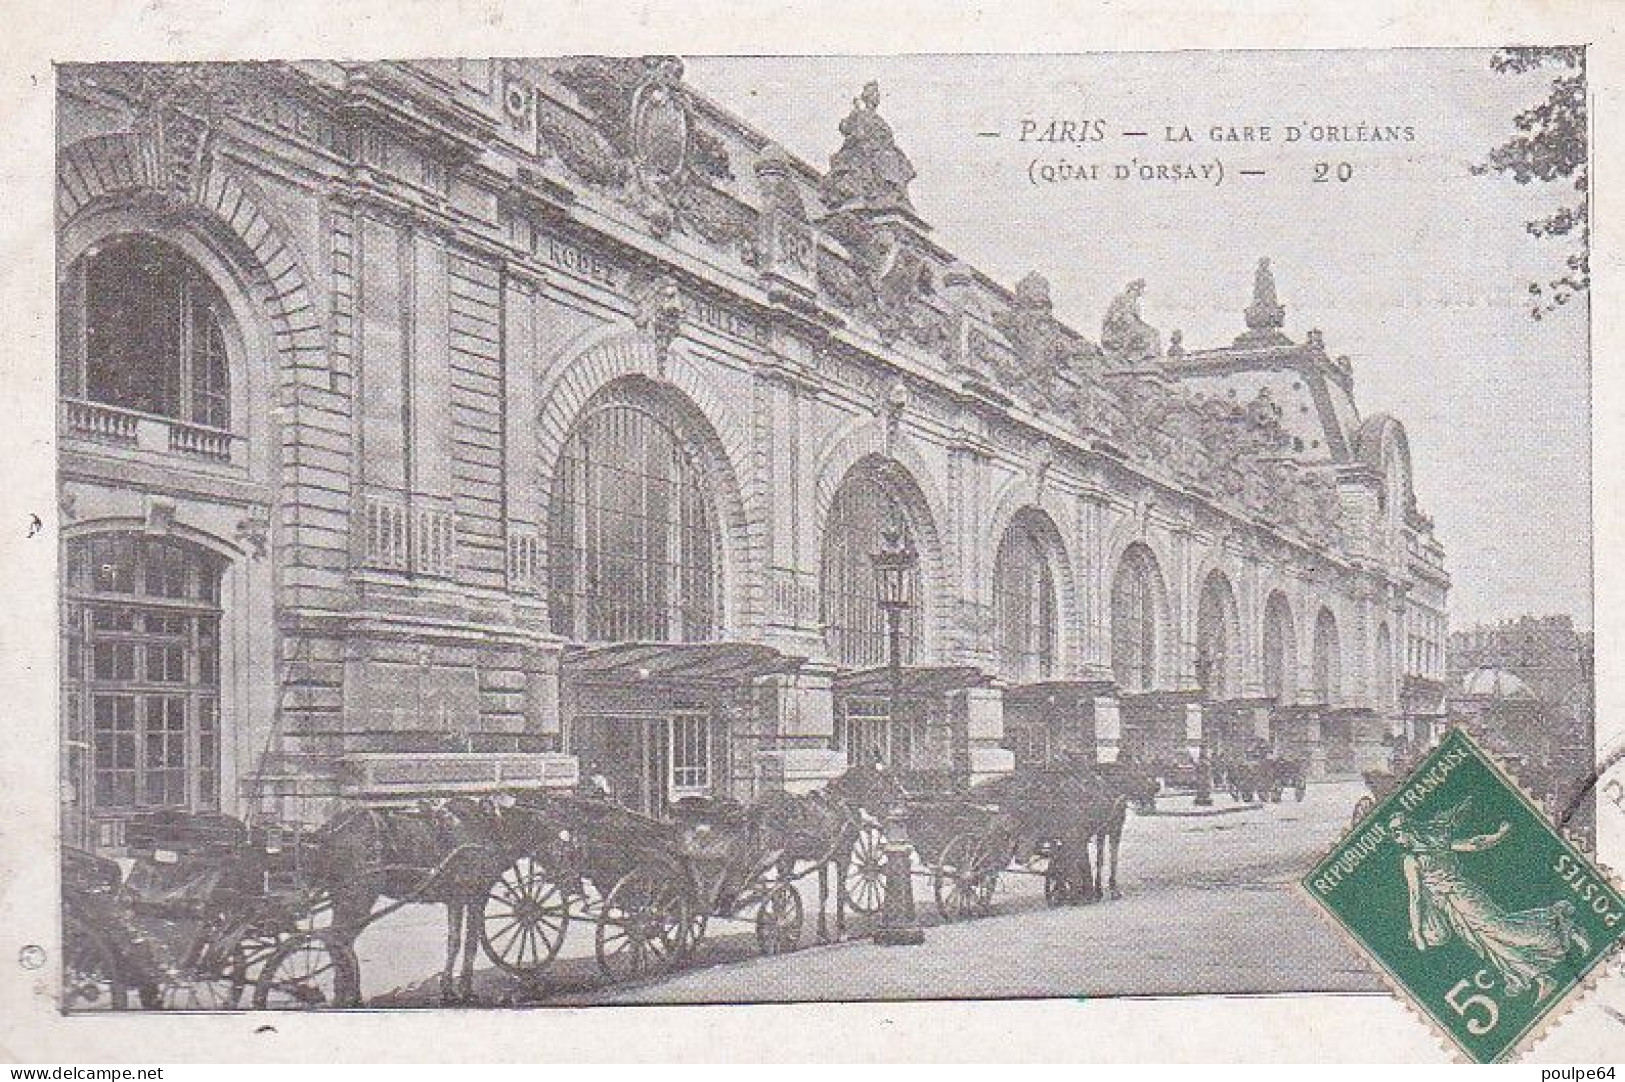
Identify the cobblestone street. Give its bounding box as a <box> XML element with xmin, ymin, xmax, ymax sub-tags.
<box><xmin>356</xmin><ymin>779</ymin><xmax>1383</xmax><ymax>1006</ymax></box>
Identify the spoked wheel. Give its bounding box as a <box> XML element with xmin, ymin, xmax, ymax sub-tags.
<box><xmin>934</xmin><ymin>834</ymin><xmax>999</xmax><ymax>921</ymax></box>
<box><xmin>479</xmin><ymin>855</ymin><xmax>570</xmax><ymax>983</ymax></box>
<box><xmin>1351</xmin><ymin>796</ymin><xmax>1375</xmax><ymax>828</ymax></box>
<box><xmin>844</xmin><ymin>824</ymin><xmax>887</xmax><ymax>915</ymax></box>
<box><xmin>594</xmin><ymin>871</ymin><xmax>692</xmax><ymax>984</ymax></box>
<box><xmin>157</xmin><ymin>923</ymin><xmax>291</xmax><ymax>1010</ymax></box>
<box><xmin>754</xmin><ymin>882</ymin><xmax>804</xmax><ymax>956</ymax></box>
<box><xmin>252</xmin><ymin>930</ymin><xmax>360</xmax><ymax>1010</ymax></box>
<box><xmin>62</xmin><ymin>909</ymin><xmax>129</xmax><ymax>1011</ymax></box>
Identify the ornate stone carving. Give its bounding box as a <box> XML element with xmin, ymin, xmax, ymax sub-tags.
<box><xmin>755</xmin><ymin>143</ymin><xmax>808</xmax><ymax>222</ymax></box>
<box><xmin>60</xmin><ymin>62</ymin><xmax>278</xmax><ymax>202</ymax></box>
<box><xmin>1245</xmin><ymin>257</ymin><xmax>1286</xmax><ymax>330</ymax></box>
<box><xmin>235</xmin><ymin>509</ymin><xmax>270</xmax><ymax>559</ymax></box>
<box><xmin>633</xmin><ymin>273</ymin><xmax>684</xmax><ymax>369</ymax></box>
<box><xmin>988</xmin><ymin>272</ymin><xmax>1104</xmax><ymax>403</ymax></box>
<box><xmin>1237</xmin><ymin>257</ymin><xmax>1292</xmax><ymax>347</ymax></box>
<box><xmin>548</xmin><ymin>56</ymin><xmax>749</xmax><ymax>247</ymax></box>
<box><xmin>818</xmin><ymin>82</ymin><xmax>916</xmax><ymax>214</ymax></box>
<box><xmin>1101</xmin><ymin>279</ymin><xmax>1162</xmax><ymax>364</ymax></box>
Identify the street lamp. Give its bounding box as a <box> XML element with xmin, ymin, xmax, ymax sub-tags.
<box><xmin>871</xmin><ymin>518</ymin><xmax>925</xmax><ymax>946</ymax></box>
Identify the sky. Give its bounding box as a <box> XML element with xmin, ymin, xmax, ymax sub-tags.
<box><xmin>685</xmin><ymin>51</ymin><xmax>1592</xmax><ymax>631</ymax></box>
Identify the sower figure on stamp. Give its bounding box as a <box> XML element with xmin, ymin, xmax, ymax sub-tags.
<box><xmin>1391</xmin><ymin>800</ymin><xmax>1591</xmax><ymax>1003</ymax></box>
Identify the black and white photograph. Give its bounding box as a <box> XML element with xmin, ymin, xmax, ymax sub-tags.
<box><xmin>11</xmin><ymin>13</ymin><xmax>1615</xmax><ymax>1059</ymax></box>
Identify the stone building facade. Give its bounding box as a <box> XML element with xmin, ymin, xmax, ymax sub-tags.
<box><xmin>1447</xmin><ymin>616</ymin><xmax>1593</xmax><ymax>830</ymax></box>
<box><xmin>56</xmin><ymin>58</ymin><xmax>1449</xmax><ymax>846</ymax></box>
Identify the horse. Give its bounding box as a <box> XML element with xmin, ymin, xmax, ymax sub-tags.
<box><xmin>974</xmin><ymin>761</ymin><xmax>1122</xmax><ymax>904</ymax></box>
<box><xmin>1088</xmin><ymin>761</ymin><xmax>1148</xmax><ymax>899</ymax></box>
<box><xmin>309</xmin><ymin>797</ymin><xmax>509</xmax><ymax>1004</ymax></box>
<box><xmin>750</xmin><ymin>762</ymin><xmax>904</xmax><ymax>942</ymax></box>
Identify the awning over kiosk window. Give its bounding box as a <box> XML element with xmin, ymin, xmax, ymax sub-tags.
<box><xmin>562</xmin><ymin>641</ymin><xmax>807</xmax><ymax>688</ymax></box>
<box><xmin>832</xmin><ymin>664</ymin><xmax>993</xmax><ymax>697</ymax></box>
<box><xmin>1003</xmin><ymin>679</ymin><xmax>1116</xmax><ymax>708</ymax></box>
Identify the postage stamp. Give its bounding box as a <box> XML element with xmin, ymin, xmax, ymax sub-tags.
<box><xmin>1304</xmin><ymin>729</ymin><xmax>1625</xmax><ymax>1062</ymax></box>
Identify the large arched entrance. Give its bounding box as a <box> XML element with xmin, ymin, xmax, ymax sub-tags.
<box><xmin>1312</xmin><ymin>607</ymin><xmax>1355</xmax><ymax>774</ymax></box>
<box><xmin>820</xmin><ymin>456</ymin><xmax>966</xmax><ymax>776</ymax></box>
<box><xmin>1195</xmin><ymin>570</ymin><xmax>1247</xmax><ymax>767</ymax></box>
<box><xmin>992</xmin><ymin>508</ymin><xmax>1087</xmax><ymax>769</ymax></box>
<box><xmin>548</xmin><ymin>376</ymin><xmax>783</xmax><ymax>817</ymax></box>
<box><xmin>1110</xmin><ymin>543</ymin><xmax>1174</xmax><ymax>764</ymax></box>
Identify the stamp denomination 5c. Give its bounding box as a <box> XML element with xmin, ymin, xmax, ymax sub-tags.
<box><xmin>1305</xmin><ymin>729</ymin><xmax>1623</xmax><ymax>1063</ymax></box>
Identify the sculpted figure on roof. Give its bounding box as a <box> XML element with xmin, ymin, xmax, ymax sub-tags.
<box><xmin>1101</xmin><ymin>279</ymin><xmax>1163</xmax><ymax>364</ymax></box>
<box><xmin>820</xmin><ymin>81</ymin><xmax>918</xmax><ymax>213</ymax></box>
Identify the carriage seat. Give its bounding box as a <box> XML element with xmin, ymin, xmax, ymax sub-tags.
<box><xmin>669</xmin><ymin>795</ymin><xmax>749</xmax><ymax>827</ymax></box>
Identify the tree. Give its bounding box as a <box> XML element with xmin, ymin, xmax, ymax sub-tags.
<box><xmin>1473</xmin><ymin>47</ymin><xmax>1588</xmax><ymax>320</ymax></box>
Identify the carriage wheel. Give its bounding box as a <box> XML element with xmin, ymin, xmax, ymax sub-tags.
<box><xmin>62</xmin><ymin>910</ymin><xmax>129</xmax><ymax>1011</ymax></box>
<box><xmin>934</xmin><ymin>834</ymin><xmax>998</xmax><ymax>921</ymax></box>
<box><xmin>252</xmin><ymin>930</ymin><xmax>360</xmax><ymax>1010</ymax></box>
<box><xmin>594</xmin><ymin>871</ymin><xmax>692</xmax><ymax>984</ymax></box>
<box><xmin>754</xmin><ymin>883</ymin><xmax>804</xmax><ymax>956</ymax></box>
<box><xmin>1351</xmin><ymin>796</ymin><xmax>1375</xmax><ymax>828</ymax></box>
<box><xmin>479</xmin><ymin>856</ymin><xmax>570</xmax><ymax>982</ymax></box>
<box><xmin>844</xmin><ymin>825</ymin><xmax>887</xmax><ymax>914</ymax></box>
<box><xmin>157</xmin><ymin>921</ymin><xmax>293</xmax><ymax>1011</ymax></box>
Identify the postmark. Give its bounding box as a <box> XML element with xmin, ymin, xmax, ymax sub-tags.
<box><xmin>1304</xmin><ymin>729</ymin><xmax>1624</xmax><ymax>1063</ymax></box>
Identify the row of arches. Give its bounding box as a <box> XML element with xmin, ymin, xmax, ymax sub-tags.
<box><xmin>54</xmin><ymin>224</ymin><xmax>1390</xmax><ymax>707</ymax></box>
<box><xmin>545</xmin><ymin>373</ymin><xmax>1386</xmax><ymax>704</ymax></box>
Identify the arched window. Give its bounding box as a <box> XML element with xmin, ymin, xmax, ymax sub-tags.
<box><xmin>993</xmin><ymin>511</ymin><xmax>1059</xmax><ymax>683</ymax></box>
<box><xmin>60</xmin><ymin>236</ymin><xmax>232</xmax><ymax>429</ymax></box>
<box><xmin>61</xmin><ymin>534</ymin><xmax>225</xmax><ymax>816</ymax></box>
<box><xmin>1196</xmin><ymin>572</ymin><xmax>1239</xmax><ymax>700</ymax></box>
<box><xmin>1263</xmin><ymin>592</ymin><xmax>1297</xmax><ymax>703</ymax></box>
<box><xmin>1111</xmin><ymin>544</ymin><xmax>1162</xmax><ymax>692</ymax></box>
<box><xmin>822</xmin><ymin>465</ymin><xmax>923</xmax><ymax>668</ymax></box>
<box><xmin>548</xmin><ymin>387</ymin><xmax>721</xmax><ymax>642</ymax></box>
<box><xmin>1312</xmin><ymin>607</ymin><xmax>1342</xmax><ymax>705</ymax></box>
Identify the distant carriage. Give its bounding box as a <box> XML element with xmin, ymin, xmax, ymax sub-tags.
<box><xmin>1225</xmin><ymin>748</ymin><xmax>1307</xmax><ymax>804</ymax></box>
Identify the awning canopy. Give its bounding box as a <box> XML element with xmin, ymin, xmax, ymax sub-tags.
<box><xmin>562</xmin><ymin>641</ymin><xmax>806</xmax><ymax>688</ymax></box>
<box><xmin>1003</xmin><ymin>679</ymin><xmax>1115</xmax><ymax>707</ymax></box>
<box><xmin>833</xmin><ymin>664</ymin><xmax>993</xmax><ymax>697</ymax></box>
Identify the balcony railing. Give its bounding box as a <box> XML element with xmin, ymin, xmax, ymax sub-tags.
<box><xmin>61</xmin><ymin>397</ymin><xmax>137</xmax><ymax>446</ymax></box>
<box><xmin>167</xmin><ymin>419</ymin><xmax>233</xmax><ymax>460</ymax></box>
<box><xmin>61</xmin><ymin>398</ymin><xmax>236</xmax><ymax>464</ymax></box>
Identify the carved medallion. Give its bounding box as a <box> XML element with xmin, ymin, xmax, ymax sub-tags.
<box><xmin>630</xmin><ymin>59</ymin><xmax>690</xmax><ymax>185</ymax></box>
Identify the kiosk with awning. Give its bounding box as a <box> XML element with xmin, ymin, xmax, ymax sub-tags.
<box><xmin>561</xmin><ymin>641</ymin><xmax>806</xmax><ymax>818</ymax></box>
<box><xmin>830</xmin><ymin>664</ymin><xmax>996</xmax><ymax>785</ymax></box>
<box><xmin>1001</xmin><ymin>679</ymin><xmax>1115</xmax><ymax>767</ymax></box>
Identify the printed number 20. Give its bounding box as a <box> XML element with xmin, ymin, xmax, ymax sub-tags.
<box><xmin>1313</xmin><ymin>162</ymin><xmax>1354</xmax><ymax>182</ymax></box>
<box><xmin>1445</xmin><ymin>969</ymin><xmax>1500</xmax><ymax>1035</ymax></box>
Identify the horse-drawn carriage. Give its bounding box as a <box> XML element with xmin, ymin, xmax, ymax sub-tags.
<box><xmin>62</xmin><ymin>753</ymin><xmax>1141</xmax><ymax>1008</ymax></box>
<box><xmin>473</xmin><ymin>792</ymin><xmax>808</xmax><ymax>987</ymax></box>
<box><xmin>60</xmin><ymin>812</ymin><xmax>342</xmax><ymax>1011</ymax></box>
<box><xmin>1222</xmin><ymin>749</ymin><xmax>1307</xmax><ymax>804</ymax></box>
<box><xmin>1350</xmin><ymin>768</ymin><xmax>1401</xmax><ymax>827</ymax></box>
<box><xmin>842</xmin><ymin>760</ymin><xmax>1135</xmax><ymax>925</ymax></box>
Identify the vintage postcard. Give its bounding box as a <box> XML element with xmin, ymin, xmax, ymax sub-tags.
<box><xmin>2</xmin><ymin>0</ymin><xmax>1623</xmax><ymax>1065</ymax></box>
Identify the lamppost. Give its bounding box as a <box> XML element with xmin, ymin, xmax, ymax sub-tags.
<box><xmin>1193</xmin><ymin>647</ymin><xmax>1215</xmax><ymax>806</ymax></box>
<box><xmin>871</xmin><ymin>519</ymin><xmax>924</xmax><ymax>946</ymax></box>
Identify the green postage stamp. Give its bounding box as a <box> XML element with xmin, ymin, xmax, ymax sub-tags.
<box><xmin>1304</xmin><ymin>729</ymin><xmax>1624</xmax><ymax>1063</ymax></box>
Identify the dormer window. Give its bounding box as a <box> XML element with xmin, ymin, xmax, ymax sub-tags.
<box><xmin>60</xmin><ymin>236</ymin><xmax>235</xmax><ymax>458</ymax></box>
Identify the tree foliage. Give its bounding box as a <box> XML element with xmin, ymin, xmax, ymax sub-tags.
<box><xmin>1473</xmin><ymin>46</ymin><xmax>1588</xmax><ymax>319</ymax></box>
